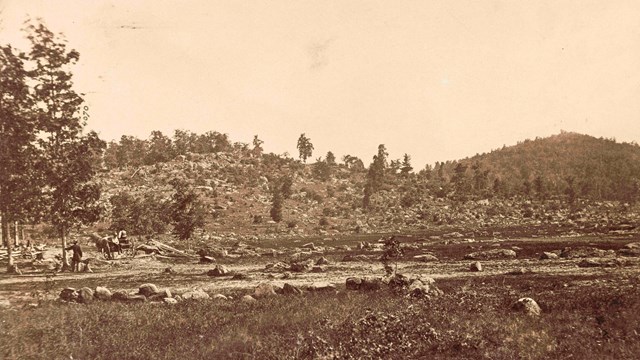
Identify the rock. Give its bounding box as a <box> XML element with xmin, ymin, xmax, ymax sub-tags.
<box><xmin>264</xmin><ymin>262</ymin><xmax>290</xmax><ymax>273</ymax></box>
<box><xmin>163</xmin><ymin>298</ymin><xmax>178</xmax><ymax>305</ymax></box>
<box><xmin>506</xmin><ymin>267</ymin><xmax>531</xmax><ymax>275</ymax></box>
<box><xmin>164</xmin><ymin>267</ymin><xmax>176</xmax><ymax>274</ymax></box>
<box><xmin>0</xmin><ymin>298</ymin><xmax>11</xmax><ymax>308</ymax></box>
<box><xmin>212</xmin><ymin>294</ymin><xmax>228</xmax><ymax>300</ymax></box>
<box><xmin>182</xmin><ymin>289</ymin><xmax>210</xmax><ymax>300</ymax></box>
<box><xmin>342</xmin><ymin>254</ymin><xmax>370</xmax><ymax>262</ymax></box>
<box><xmin>281</xmin><ymin>272</ymin><xmax>292</xmax><ymax>279</ymax></box>
<box><xmin>470</xmin><ymin>261</ymin><xmax>482</xmax><ymax>272</ymax></box>
<box><xmin>77</xmin><ymin>287</ymin><xmax>95</xmax><ymax>304</ymax></box>
<box><xmin>242</xmin><ymin>295</ymin><xmax>257</xmax><ymax>303</ymax></box>
<box><xmin>316</xmin><ymin>257</ymin><xmax>330</xmax><ymax>265</ymax></box>
<box><xmin>282</xmin><ymin>283</ymin><xmax>303</xmax><ymax>295</ymax></box>
<box><xmin>408</xmin><ymin>278</ymin><xmax>442</xmax><ymax>298</ymax></box>
<box><xmin>111</xmin><ymin>290</ymin><xmax>130</xmax><ymax>301</ymax></box>
<box><xmin>512</xmin><ymin>297</ymin><xmax>541</xmax><ymax>316</ymax></box>
<box><xmin>200</xmin><ymin>256</ymin><xmax>216</xmax><ymax>263</ymax></box>
<box><xmin>463</xmin><ymin>249</ymin><xmax>517</xmax><ymax>260</ymax></box>
<box><xmin>94</xmin><ymin>286</ymin><xmax>112</xmax><ymax>301</ymax></box>
<box><xmin>413</xmin><ymin>254</ymin><xmax>439</xmax><ymax>262</ymax></box>
<box><xmin>540</xmin><ymin>252</ymin><xmax>559</xmax><ymax>260</ymax></box>
<box><xmin>127</xmin><ymin>295</ymin><xmax>148</xmax><ymax>302</ymax></box>
<box><xmin>148</xmin><ymin>289</ymin><xmax>173</xmax><ymax>301</ymax></box>
<box><xmin>138</xmin><ymin>283</ymin><xmax>160</xmax><ymax>297</ymax></box>
<box><xmin>207</xmin><ymin>265</ymin><xmax>230</xmax><ymax>277</ymax></box>
<box><xmin>346</xmin><ymin>277</ymin><xmax>362</xmax><ymax>290</ymax></box>
<box><xmin>624</xmin><ymin>242</ymin><xmax>640</xmax><ymax>249</ymax></box>
<box><xmin>311</xmin><ymin>266</ymin><xmax>325</xmax><ymax>273</ymax></box>
<box><xmin>290</xmin><ymin>260</ymin><xmax>314</xmax><ymax>273</ymax></box>
<box><xmin>560</xmin><ymin>247</ymin><xmax>616</xmax><ymax>259</ymax></box>
<box><xmin>254</xmin><ymin>283</ymin><xmax>277</xmax><ymax>298</ymax></box>
<box><xmin>59</xmin><ymin>288</ymin><xmax>78</xmax><ymax>302</ymax></box>
<box><xmin>302</xmin><ymin>242</ymin><xmax>315</xmax><ymax>250</ymax></box>
<box><xmin>307</xmin><ymin>282</ymin><xmax>336</xmax><ymax>292</ymax></box>
<box><xmin>231</xmin><ymin>273</ymin><xmax>251</xmax><ymax>280</ymax></box>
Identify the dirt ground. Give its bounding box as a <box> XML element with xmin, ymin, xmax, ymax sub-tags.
<box><xmin>1</xmin><ymin>234</ymin><xmax>639</xmax><ymax>307</ymax></box>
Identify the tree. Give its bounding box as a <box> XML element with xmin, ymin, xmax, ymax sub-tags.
<box><xmin>110</xmin><ymin>191</ymin><xmax>169</xmax><ymax>236</ymax></box>
<box><xmin>251</xmin><ymin>134</ymin><xmax>264</xmax><ymax>157</ymax></box>
<box><xmin>270</xmin><ymin>190</ymin><xmax>283</xmax><ymax>222</ymax></box>
<box><xmin>145</xmin><ymin>130</ymin><xmax>173</xmax><ymax>165</ymax></box>
<box><xmin>400</xmin><ymin>153</ymin><xmax>413</xmax><ymax>175</ymax></box>
<box><xmin>326</xmin><ymin>151</ymin><xmax>336</xmax><ymax>166</ymax></box>
<box><xmin>296</xmin><ymin>133</ymin><xmax>314</xmax><ymax>163</ymax></box>
<box><xmin>27</xmin><ymin>22</ymin><xmax>106</xmax><ymax>270</ymax></box>
<box><xmin>168</xmin><ymin>178</ymin><xmax>207</xmax><ymax>240</ymax></box>
<box><xmin>0</xmin><ymin>44</ymin><xmax>41</xmax><ymax>272</ymax></box>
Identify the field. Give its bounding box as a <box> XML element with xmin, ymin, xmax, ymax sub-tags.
<box><xmin>2</xmin><ymin>231</ymin><xmax>640</xmax><ymax>359</ymax></box>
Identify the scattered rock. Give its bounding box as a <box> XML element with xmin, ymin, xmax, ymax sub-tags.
<box><xmin>182</xmin><ymin>289</ymin><xmax>210</xmax><ymax>300</ymax></box>
<box><xmin>413</xmin><ymin>254</ymin><xmax>439</xmax><ymax>262</ymax></box>
<box><xmin>469</xmin><ymin>261</ymin><xmax>482</xmax><ymax>272</ymax></box>
<box><xmin>512</xmin><ymin>297</ymin><xmax>541</xmax><ymax>316</ymax></box>
<box><xmin>242</xmin><ymin>295</ymin><xmax>257</xmax><ymax>303</ymax></box>
<box><xmin>342</xmin><ymin>254</ymin><xmax>370</xmax><ymax>262</ymax></box>
<box><xmin>346</xmin><ymin>277</ymin><xmax>362</xmax><ymax>290</ymax></box>
<box><xmin>200</xmin><ymin>256</ymin><xmax>216</xmax><ymax>263</ymax></box>
<box><xmin>307</xmin><ymin>282</ymin><xmax>336</xmax><ymax>292</ymax></box>
<box><xmin>282</xmin><ymin>283</ymin><xmax>303</xmax><ymax>295</ymax></box>
<box><xmin>316</xmin><ymin>257</ymin><xmax>330</xmax><ymax>265</ymax></box>
<box><xmin>231</xmin><ymin>273</ymin><xmax>251</xmax><ymax>280</ymax></box>
<box><xmin>505</xmin><ymin>267</ymin><xmax>531</xmax><ymax>275</ymax></box>
<box><xmin>311</xmin><ymin>266</ymin><xmax>325</xmax><ymax>273</ymax></box>
<box><xmin>163</xmin><ymin>298</ymin><xmax>178</xmax><ymax>305</ymax></box>
<box><xmin>540</xmin><ymin>252</ymin><xmax>559</xmax><ymax>260</ymax></box>
<box><xmin>254</xmin><ymin>283</ymin><xmax>277</xmax><ymax>298</ymax></box>
<box><xmin>59</xmin><ymin>288</ymin><xmax>78</xmax><ymax>302</ymax></box>
<box><xmin>212</xmin><ymin>294</ymin><xmax>228</xmax><ymax>300</ymax></box>
<box><xmin>164</xmin><ymin>267</ymin><xmax>176</xmax><ymax>274</ymax></box>
<box><xmin>77</xmin><ymin>287</ymin><xmax>94</xmax><ymax>304</ymax></box>
<box><xmin>577</xmin><ymin>258</ymin><xmax>624</xmax><ymax>268</ymax></box>
<box><xmin>207</xmin><ymin>265</ymin><xmax>230</xmax><ymax>277</ymax></box>
<box><xmin>138</xmin><ymin>283</ymin><xmax>160</xmax><ymax>297</ymax></box>
<box><xmin>94</xmin><ymin>286</ymin><xmax>112</xmax><ymax>301</ymax></box>
<box><xmin>464</xmin><ymin>249</ymin><xmax>517</xmax><ymax>260</ymax></box>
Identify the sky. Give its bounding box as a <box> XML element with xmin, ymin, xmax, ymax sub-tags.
<box><xmin>1</xmin><ymin>0</ymin><xmax>639</xmax><ymax>169</ymax></box>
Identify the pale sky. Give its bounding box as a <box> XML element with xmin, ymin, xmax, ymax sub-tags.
<box><xmin>1</xmin><ymin>1</ymin><xmax>639</xmax><ymax>169</ymax></box>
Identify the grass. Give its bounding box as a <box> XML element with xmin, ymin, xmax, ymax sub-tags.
<box><xmin>2</xmin><ymin>272</ymin><xmax>640</xmax><ymax>360</ymax></box>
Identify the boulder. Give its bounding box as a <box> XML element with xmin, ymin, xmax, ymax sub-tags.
<box><xmin>254</xmin><ymin>283</ymin><xmax>277</xmax><ymax>298</ymax></box>
<box><xmin>282</xmin><ymin>283</ymin><xmax>303</xmax><ymax>295</ymax></box>
<box><xmin>163</xmin><ymin>298</ymin><xmax>178</xmax><ymax>305</ymax></box>
<box><xmin>111</xmin><ymin>290</ymin><xmax>130</xmax><ymax>301</ymax></box>
<box><xmin>148</xmin><ymin>289</ymin><xmax>173</xmax><ymax>301</ymax></box>
<box><xmin>316</xmin><ymin>257</ymin><xmax>330</xmax><ymax>265</ymax></box>
<box><xmin>311</xmin><ymin>266</ymin><xmax>325</xmax><ymax>273</ymax></box>
<box><xmin>307</xmin><ymin>282</ymin><xmax>336</xmax><ymax>292</ymax></box>
<box><xmin>264</xmin><ymin>262</ymin><xmax>289</xmax><ymax>273</ymax></box>
<box><xmin>138</xmin><ymin>283</ymin><xmax>160</xmax><ymax>297</ymax></box>
<box><xmin>512</xmin><ymin>297</ymin><xmax>541</xmax><ymax>316</ymax></box>
<box><xmin>413</xmin><ymin>254</ymin><xmax>439</xmax><ymax>262</ymax></box>
<box><xmin>463</xmin><ymin>249</ymin><xmax>517</xmax><ymax>260</ymax></box>
<box><xmin>207</xmin><ymin>265</ymin><xmax>229</xmax><ymax>277</ymax></box>
<box><xmin>290</xmin><ymin>260</ymin><xmax>314</xmax><ymax>273</ymax></box>
<box><xmin>94</xmin><ymin>286</ymin><xmax>112</xmax><ymax>301</ymax></box>
<box><xmin>242</xmin><ymin>295</ymin><xmax>257</xmax><ymax>303</ymax></box>
<box><xmin>469</xmin><ymin>261</ymin><xmax>482</xmax><ymax>272</ymax></box>
<box><xmin>59</xmin><ymin>288</ymin><xmax>78</xmax><ymax>302</ymax></box>
<box><xmin>77</xmin><ymin>287</ymin><xmax>95</xmax><ymax>304</ymax></box>
<box><xmin>182</xmin><ymin>289</ymin><xmax>210</xmax><ymax>300</ymax></box>
<box><xmin>212</xmin><ymin>294</ymin><xmax>228</xmax><ymax>300</ymax></box>
<box><xmin>540</xmin><ymin>252</ymin><xmax>559</xmax><ymax>260</ymax></box>
<box><xmin>345</xmin><ymin>277</ymin><xmax>362</xmax><ymax>290</ymax></box>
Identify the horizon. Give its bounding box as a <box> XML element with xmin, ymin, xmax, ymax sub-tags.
<box><xmin>1</xmin><ymin>1</ymin><xmax>639</xmax><ymax>169</ymax></box>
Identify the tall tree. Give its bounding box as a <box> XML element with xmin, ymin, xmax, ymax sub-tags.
<box><xmin>296</xmin><ymin>133</ymin><xmax>314</xmax><ymax>163</ymax></box>
<box><xmin>400</xmin><ymin>153</ymin><xmax>413</xmax><ymax>175</ymax></box>
<box><xmin>168</xmin><ymin>178</ymin><xmax>207</xmax><ymax>240</ymax></box>
<box><xmin>0</xmin><ymin>44</ymin><xmax>41</xmax><ymax>272</ymax></box>
<box><xmin>27</xmin><ymin>22</ymin><xmax>105</xmax><ymax>270</ymax></box>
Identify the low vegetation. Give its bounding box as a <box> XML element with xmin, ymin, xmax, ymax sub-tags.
<box><xmin>2</xmin><ymin>273</ymin><xmax>639</xmax><ymax>359</ymax></box>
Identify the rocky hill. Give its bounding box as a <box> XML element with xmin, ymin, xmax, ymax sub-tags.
<box><xmin>92</xmin><ymin>132</ymin><xmax>640</xmax><ymax>242</ymax></box>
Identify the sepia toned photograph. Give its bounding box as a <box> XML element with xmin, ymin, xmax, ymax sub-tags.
<box><xmin>1</xmin><ymin>1</ymin><xmax>639</xmax><ymax>359</ymax></box>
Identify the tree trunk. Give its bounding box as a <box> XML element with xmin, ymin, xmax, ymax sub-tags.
<box><xmin>60</xmin><ymin>225</ymin><xmax>69</xmax><ymax>271</ymax></box>
<box><xmin>2</xmin><ymin>215</ymin><xmax>14</xmax><ymax>270</ymax></box>
<box><xmin>14</xmin><ymin>221</ymin><xmax>19</xmax><ymax>247</ymax></box>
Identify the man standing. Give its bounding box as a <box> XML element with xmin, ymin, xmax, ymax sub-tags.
<box><xmin>65</xmin><ymin>240</ymin><xmax>83</xmax><ymax>272</ymax></box>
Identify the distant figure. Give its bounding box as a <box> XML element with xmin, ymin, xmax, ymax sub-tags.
<box><xmin>118</xmin><ymin>230</ymin><xmax>127</xmax><ymax>242</ymax></box>
<box><xmin>65</xmin><ymin>240</ymin><xmax>83</xmax><ymax>272</ymax></box>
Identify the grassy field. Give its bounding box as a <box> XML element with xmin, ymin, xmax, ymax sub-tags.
<box><xmin>2</xmin><ymin>271</ymin><xmax>639</xmax><ymax>360</ymax></box>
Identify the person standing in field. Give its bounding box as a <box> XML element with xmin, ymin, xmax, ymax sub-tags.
<box><xmin>65</xmin><ymin>240</ymin><xmax>83</xmax><ymax>272</ymax></box>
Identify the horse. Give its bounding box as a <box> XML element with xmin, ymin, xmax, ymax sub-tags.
<box><xmin>94</xmin><ymin>235</ymin><xmax>122</xmax><ymax>260</ymax></box>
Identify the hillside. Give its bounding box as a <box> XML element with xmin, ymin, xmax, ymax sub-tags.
<box><xmin>91</xmin><ymin>131</ymin><xmax>640</xmax><ymax>242</ymax></box>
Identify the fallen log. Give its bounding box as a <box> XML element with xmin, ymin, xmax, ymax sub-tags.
<box><xmin>150</xmin><ymin>240</ymin><xmax>196</xmax><ymax>258</ymax></box>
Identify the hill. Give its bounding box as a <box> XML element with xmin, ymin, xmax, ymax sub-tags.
<box><xmin>89</xmin><ymin>131</ymin><xmax>640</xmax><ymax>243</ymax></box>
